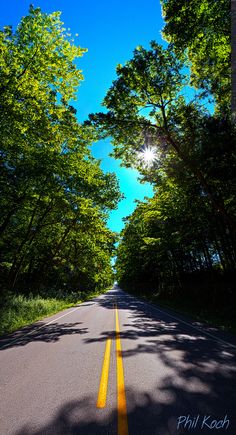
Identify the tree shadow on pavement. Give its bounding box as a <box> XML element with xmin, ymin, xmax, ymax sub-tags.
<box><xmin>4</xmin><ymin>289</ymin><xmax>236</xmax><ymax>434</ymax></box>
<box><xmin>0</xmin><ymin>322</ymin><xmax>88</xmax><ymax>350</ymax></box>
<box><xmin>13</xmin><ymin>380</ymin><xmax>236</xmax><ymax>435</ymax></box>
<box><xmin>83</xmin><ymin>289</ymin><xmax>236</xmax><ymax>433</ymax></box>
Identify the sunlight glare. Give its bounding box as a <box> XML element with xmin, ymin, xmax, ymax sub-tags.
<box><xmin>137</xmin><ymin>146</ymin><xmax>158</xmax><ymax>168</ymax></box>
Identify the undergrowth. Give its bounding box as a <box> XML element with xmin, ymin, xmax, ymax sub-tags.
<box><xmin>0</xmin><ymin>288</ymin><xmax>108</xmax><ymax>336</ymax></box>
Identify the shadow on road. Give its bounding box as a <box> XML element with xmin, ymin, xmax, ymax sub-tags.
<box><xmin>82</xmin><ymin>288</ymin><xmax>236</xmax><ymax>433</ymax></box>
<box><xmin>13</xmin><ymin>381</ymin><xmax>236</xmax><ymax>435</ymax></box>
<box><xmin>0</xmin><ymin>322</ymin><xmax>88</xmax><ymax>350</ymax></box>
<box><xmin>2</xmin><ymin>288</ymin><xmax>236</xmax><ymax>434</ymax></box>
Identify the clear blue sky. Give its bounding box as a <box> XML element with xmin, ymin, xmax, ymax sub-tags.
<box><xmin>0</xmin><ymin>0</ymin><xmax>165</xmax><ymax>232</ymax></box>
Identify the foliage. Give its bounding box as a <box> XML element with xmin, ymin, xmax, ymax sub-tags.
<box><xmin>116</xmin><ymin>162</ymin><xmax>236</xmax><ymax>308</ymax></box>
<box><xmin>161</xmin><ymin>0</ymin><xmax>231</xmax><ymax>111</ymax></box>
<box><xmin>0</xmin><ymin>7</ymin><xmax>121</xmax><ymax>299</ymax></box>
<box><xmin>87</xmin><ymin>13</ymin><xmax>235</xmax><ymax>313</ymax></box>
<box><xmin>88</xmin><ymin>41</ymin><xmax>235</xmax><ymax>230</ymax></box>
<box><xmin>88</xmin><ymin>42</ymin><xmax>186</xmax><ymax>166</ymax></box>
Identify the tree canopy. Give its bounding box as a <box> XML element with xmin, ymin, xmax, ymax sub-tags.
<box><xmin>1</xmin><ymin>3</ymin><xmax>235</xmax><ymax>319</ymax></box>
<box><xmin>161</xmin><ymin>0</ymin><xmax>231</xmax><ymax>112</ymax></box>
<box><xmin>0</xmin><ymin>6</ymin><xmax>121</xmax><ymax>297</ymax></box>
<box><xmin>88</xmin><ymin>0</ymin><xmax>235</xmax><ymax>313</ymax></box>
<box><xmin>88</xmin><ymin>41</ymin><xmax>235</xmax><ymax>229</ymax></box>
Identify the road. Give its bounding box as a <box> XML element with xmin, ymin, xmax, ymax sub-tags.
<box><xmin>0</xmin><ymin>286</ymin><xmax>236</xmax><ymax>435</ymax></box>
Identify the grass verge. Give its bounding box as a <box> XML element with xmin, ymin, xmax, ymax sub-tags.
<box><xmin>0</xmin><ymin>288</ymin><xmax>109</xmax><ymax>337</ymax></box>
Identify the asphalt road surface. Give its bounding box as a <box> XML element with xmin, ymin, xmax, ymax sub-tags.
<box><xmin>1</xmin><ymin>286</ymin><xmax>236</xmax><ymax>435</ymax></box>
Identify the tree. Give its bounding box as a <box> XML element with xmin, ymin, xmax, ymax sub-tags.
<box><xmin>116</xmin><ymin>165</ymin><xmax>236</xmax><ymax>306</ymax></box>
<box><xmin>161</xmin><ymin>0</ymin><xmax>231</xmax><ymax>112</ymax></box>
<box><xmin>0</xmin><ymin>7</ymin><xmax>121</xmax><ymax>296</ymax></box>
<box><xmin>88</xmin><ymin>42</ymin><xmax>236</xmax><ymax>229</ymax></box>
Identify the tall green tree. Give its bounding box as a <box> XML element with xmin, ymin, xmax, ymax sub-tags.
<box><xmin>88</xmin><ymin>42</ymin><xmax>236</xmax><ymax>229</ymax></box>
<box><xmin>0</xmin><ymin>7</ymin><xmax>121</xmax><ymax>296</ymax></box>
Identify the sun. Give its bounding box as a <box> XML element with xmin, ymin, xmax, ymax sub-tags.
<box><xmin>137</xmin><ymin>146</ymin><xmax>158</xmax><ymax>168</ymax></box>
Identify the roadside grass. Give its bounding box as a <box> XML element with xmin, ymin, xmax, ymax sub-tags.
<box><xmin>0</xmin><ymin>288</ymin><xmax>109</xmax><ymax>337</ymax></box>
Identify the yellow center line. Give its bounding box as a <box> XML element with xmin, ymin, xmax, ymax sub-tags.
<box><xmin>115</xmin><ymin>305</ymin><xmax>129</xmax><ymax>435</ymax></box>
<box><xmin>96</xmin><ymin>338</ymin><xmax>112</xmax><ymax>408</ymax></box>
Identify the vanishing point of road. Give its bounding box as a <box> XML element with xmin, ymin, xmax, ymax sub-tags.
<box><xmin>0</xmin><ymin>286</ymin><xmax>236</xmax><ymax>435</ymax></box>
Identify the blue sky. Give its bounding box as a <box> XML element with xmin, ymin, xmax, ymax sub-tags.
<box><xmin>0</xmin><ymin>0</ymin><xmax>165</xmax><ymax>232</ymax></box>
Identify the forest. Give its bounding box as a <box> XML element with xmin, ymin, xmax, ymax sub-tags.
<box><xmin>0</xmin><ymin>1</ymin><xmax>235</xmax><ymax>333</ymax></box>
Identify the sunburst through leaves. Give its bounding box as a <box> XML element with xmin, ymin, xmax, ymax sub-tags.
<box><xmin>137</xmin><ymin>146</ymin><xmax>159</xmax><ymax>168</ymax></box>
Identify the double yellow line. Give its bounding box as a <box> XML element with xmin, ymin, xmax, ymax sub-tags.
<box><xmin>96</xmin><ymin>338</ymin><xmax>112</xmax><ymax>408</ymax></box>
<box><xmin>96</xmin><ymin>305</ymin><xmax>129</xmax><ymax>435</ymax></box>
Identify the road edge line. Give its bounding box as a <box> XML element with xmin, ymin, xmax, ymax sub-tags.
<box><xmin>127</xmin><ymin>292</ymin><xmax>236</xmax><ymax>350</ymax></box>
<box><xmin>0</xmin><ymin>306</ymin><xmax>83</xmax><ymax>350</ymax></box>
